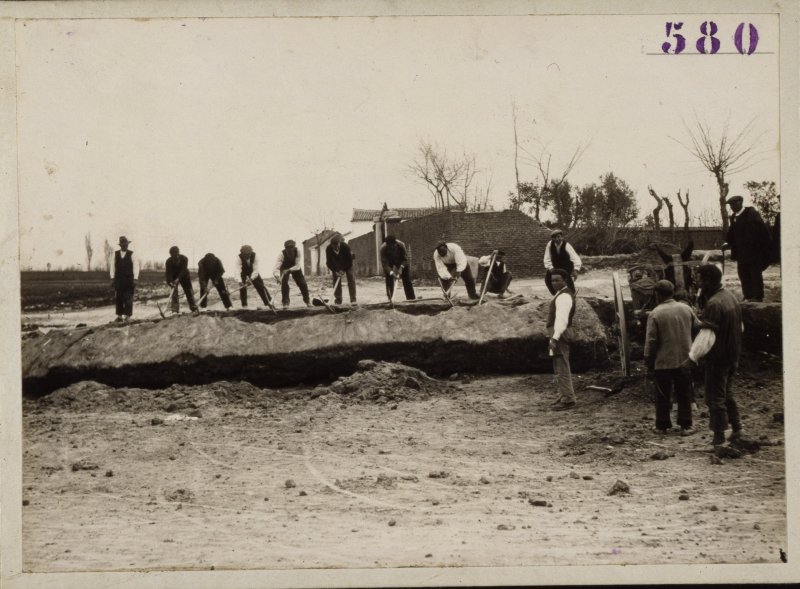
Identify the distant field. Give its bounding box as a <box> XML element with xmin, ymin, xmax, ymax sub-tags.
<box><xmin>20</xmin><ymin>270</ymin><xmax>166</xmax><ymax>311</ymax></box>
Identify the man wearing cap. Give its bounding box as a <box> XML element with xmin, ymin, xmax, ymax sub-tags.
<box><xmin>325</xmin><ymin>234</ymin><xmax>357</xmax><ymax>306</ymax></box>
<box><xmin>433</xmin><ymin>241</ymin><xmax>479</xmax><ymax>300</ymax></box>
<box><xmin>197</xmin><ymin>252</ymin><xmax>233</xmax><ymax>310</ymax></box>
<box><xmin>547</xmin><ymin>269</ymin><xmax>577</xmax><ymax>411</ymax></box>
<box><xmin>478</xmin><ymin>249</ymin><xmax>513</xmax><ymax>298</ymax></box>
<box><xmin>273</xmin><ymin>239</ymin><xmax>311</xmax><ymax>308</ymax></box>
<box><xmin>110</xmin><ymin>236</ymin><xmax>139</xmax><ymax>322</ymax></box>
<box><xmin>725</xmin><ymin>195</ymin><xmax>772</xmax><ymax>301</ymax></box>
<box><xmin>236</xmin><ymin>245</ymin><xmax>272</xmax><ymax>309</ymax></box>
<box><xmin>684</xmin><ymin>264</ymin><xmax>744</xmax><ymax>447</ymax></box>
<box><xmin>643</xmin><ymin>280</ymin><xmax>698</xmax><ymax>436</ymax></box>
<box><xmin>380</xmin><ymin>234</ymin><xmax>416</xmax><ymax>301</ymax></box>
<box><xmin>544</xmin><ymin>229</ymin><xmax>581</xmax><ymax>295</ymax></box>
<box><xmin>164</xmin><ymin>246</ymin><xmax>198</xmax><ymax>315</ymax></box>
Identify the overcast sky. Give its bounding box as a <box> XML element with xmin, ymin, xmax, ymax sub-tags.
<box><xmin>16</xmin><ymin>14</ymin><xmax>779</xmax><ymax>270</ymax></box>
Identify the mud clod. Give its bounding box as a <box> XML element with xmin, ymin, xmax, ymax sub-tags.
<box><xmin>608</xmin><ymin>480</ymin><xmax>630</xmax><ymax>496</ymax></box>
<box><xmin>71</xmin><ymin>459</ymin><xmax>99</xmax><ymax>471</ymax></box>
<box><xmin>285</xmin><ymin>479</ymin><xmax>296</xmax><ymax>489</ymax></box>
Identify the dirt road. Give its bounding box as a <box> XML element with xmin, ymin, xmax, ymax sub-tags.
<box><xmin>22</xmin><ymin>358</ymin><xmax>785</xmax><ymax>571</ymax></box>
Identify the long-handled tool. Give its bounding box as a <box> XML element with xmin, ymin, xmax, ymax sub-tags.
<box><xmin>314</xmin><ymin>275</ymin><xmax>341</xmax><ymax>314</ymax></box>
<box><xmin>438</xmin><ymin>275</ymin><xmax>458</xmax><ymax>307</ymax></box>
<box><xmin>156</xmin><ymin>281</ymin><xmax>181</xmax><ymax>319</ymax></box>
<box><xmin>197</xmin><ymin>278</ymin><xmax>230</xmax><ymax>308</ymax></box>
<box><xmin>387</xmin><ymin>268</ymin><xmax>400</xmax><ymax>307</ymax></box>
<box><xmin>476</xmin><ymin>252</ymin><xmax>497</xmax><ymax>306</ymax></box>
<box><xmin>246</xmin><ymin>275</ymin><xmax>278</xmax><ymax>315</ymax></box>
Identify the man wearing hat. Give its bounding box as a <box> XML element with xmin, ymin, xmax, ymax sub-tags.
<box><xmin>478</xmin><ymin>249</ymin><xmax>513</xmax><ymax>298</ymax></box>
<box><xmin>273</xmin><ymin>239</ymin><xmax>311</xmax><ymax>308</ymax></box>
<box><xmin>380</xmin><ymin>234</ymin><xmax>416</xmax><ymax>301</ymax></box>
<box><xmin>544</xmin><ymin>229</ymin><xmax>581</xmax><ymax>295</ymax></box>
<box><xmin>547</xmin><ymin>269</ymin><xmax>577</xmax><ymax>411</ymax></box>
<box><xmin>643</xmin><ymin>280</ymin><xmax>698</xmax><ymax>436</ymax></box>
<box><xmin>197</xmin><ymin>252</ymin><xmax>233</xmax><ymax>310</ymax></box>
<box><xmin>685</xmin><ymin>264</ymin><xmax>744</xmax><ymax>446</ymax></box>
<box><xmin>165</xmin><ymin>246</ymin><xmax>198</xmax><ymax>315</ymax></box>
<box><xmin>109</xmin><ymin>236</ymin><xmax>139</xmax><ymax>322</ymax></box>
<box><xmin>724</xmin><ymin>195</ymin><xmax>772</xmax><ymax>301</ymax></box>
<box><xmin>325</xmin><ymin>233</ymin><xmax>357</xmax><ymax>306</ymax></box>
<box><xmin>433</xmin><ymin>241</ymin><xmax>479</xmax><ymax>300</ymax></box>
<box><xmin>236</xmin><ymin>245</ymin><xmax>272</xmax><ymax>309</ymax></box>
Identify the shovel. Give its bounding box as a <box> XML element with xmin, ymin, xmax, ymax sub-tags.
<box><xmin>314</xmin><ymin>275</ymin><xmax>340</xmax><ymax>314</ymax></box>
<box><xmin>246</xmin><ymin>275</ymin><xmax>278</xmax><ymax>315</ymax></box>
<box><xmin>387</xmin><ymin>269</ymin><xmax>400</xmax><ymax>308</ymax></box>
<box><xmin>157</xmin><ymin>281</ymin><xmax>181</xmax><ymax>319</ymax></box>
<box><xmin>438</xmin><ymin>276</ymin><xmax>457</xmax><ymax>307</ymax></box>
<box><xmin>476</xmin><ymin>252</ymin><xmax>497</xmax><ymax>306</ymax></box>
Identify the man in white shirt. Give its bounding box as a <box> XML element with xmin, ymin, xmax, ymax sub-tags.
<box><xmin>109</xmin><ymin>235</ymin><xmax>139</xmax><ymax>322</ymax></box>
<box><xmin>543</xmin><ymin>229</ymin><xmax>581</xmax><ymax>295</ymax></box>
<box><xmin>237</xmin><ymin>244</ymin><xmax>272</xmax><ymax>309</ymax></box>
<box><xmin>546</xmin><ymin>269</ymin><xmax>577</xmax><ymax>411</ymax></box>
<box><xmin>273</xmin><ymin>239</ymin><xmax>311</xmax><ymax>308</ymax></box>
<box><xmin>433</xmin><ymin>241</ymin><xmax>479</xmax><ymax>300</ymax></box>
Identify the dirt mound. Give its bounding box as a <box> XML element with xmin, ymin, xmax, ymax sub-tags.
<box><xmin>27</xmin><ymin>379</ymin><xmax>280</xmax><ymax>415</ymax></box>
<box><xmin>312</xmin><ymin>360</ymin><xmax>457</xmax><ymax>405</ymax></box>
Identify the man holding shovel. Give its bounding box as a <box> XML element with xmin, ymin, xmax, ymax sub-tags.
<box><xmin>273</xmin><ymin>239</ymin><xmax>311</xmax><ymax>308</ymax></box>
<box><xmin>236</xmin><ymin>244</ymin><xmax>273</xmax><ymax>309</ymax></box>
<box><xmin>164</xmin><ymin>246</ymin><xmax>198</xmax><ymax>316</ymax></box>
<box><xmin>325</xmin><ymin>234</ymin><xmax>357</xmax><ymax>306</ymax></box>
<box><xmin>433</xmin><ymin>241</ymin><xmax>479</xmax><ymax>300</ymax></box>
<box><xmin>197</xmin><ymin>252</ymin><xmax>233</xmax><ymax>311</ymax></box>
<box><xmin>380</xmin><ymin>234</ymin><xmax>416</xmax><ymax>302</ymax></box>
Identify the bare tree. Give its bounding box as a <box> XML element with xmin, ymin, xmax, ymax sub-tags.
<box><xmin>467</xmin><ymin>169</ymin><xmax>494</xmax><ymax>212</ymax></box>
<box><xmin>511</xmin><ymin>99</ymin><xmax>521</xmax><ymax>203</ymax></box>
<box><xmin>307</xmin><ymin>213</ymin><xmax>334</xmax><ymax>275</ymax></box>
<box><xmin>677</xmin><ymin>116</ymin><xmax>762</xmax><ymax>233</ymax></box>
<box><xmin>647</xmin><ymin>185</ymin><xmax>664</xmax><ymax>234</ymax></box>
<box><xmin>84</xmin><ymin>232</ymin><xmax>93</xmax><ymax>271</ymax></box>
<box><xmin>519</xmin><ymin>139</ymin><xmax>589</xmax><ymax>222</ymax></box>
<box><xmin>662</xmin><ymin>196</ymin><xmax>676</xmax><ymax>243</ymax></box>
<box><xmin>103</xmin><ymin>238</ymin><xmax>114</xmax><ymax>272</ymax></box>
<box><xmin>676</xmin><ymin>189</ymin><xmax>691</xmax><ymax>238</ymax></box>
<box><xmin>409</xmin><ymin>141</ymin><xmax>482</xmax><ymax>211</ymax></box>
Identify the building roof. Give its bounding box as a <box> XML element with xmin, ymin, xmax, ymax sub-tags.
<box><xmin>351</xmin><ymin>207</ymin><xmax>438</xmax><ymax>223</ymax></box>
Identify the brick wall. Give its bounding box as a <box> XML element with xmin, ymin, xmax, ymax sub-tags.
<box><xmin>344</xmin><ymin>210</ymin><xmax>553</xmax><ymax>279</ymax></box>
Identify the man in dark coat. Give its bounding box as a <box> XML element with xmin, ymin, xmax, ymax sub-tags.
<box><xmin>165</xmin><ymin>246</ymin><xmax>198</xmax><ymax>315</ymax></box>
<box><xmin>197</xmin><ymin>253</ymin><xmax>233</xmax><ymax>310</ymax></box>
<box><xmin>325</xmin><ymin>234</ymin><xmax>357</xmax><ymax>305</ymax></box>
<box><xmin>380</xmin><ymin>234</ymin><xmax>416</xmax><ymax>301</ymax></box>
<box><xmin>273</xmin><ymin>239</ymin><xmax>311</xmax><ymax>308</ymax></box>
<box><xmin>236</xmin><ymin>244</ymin><xmax>272</xmax><ymax>308</ymax></box>
<box><xmin>543</xmin><ymin>229</ymin><xmax>581</xmax><ymax>295</ymax></box>
<box><xmin>685</xmin><ymin>264</ymin><xmax>744</xmax><ymax>446</ymax></box>
<box><xmin>110</xmin><ymin>235</ymin><xmax>138</xmax><ymax>322</ymax></box>
<box><xmin>725</xmin><ymin>195</ymin><xmax>772</xmax><ymax>301</ymax></box>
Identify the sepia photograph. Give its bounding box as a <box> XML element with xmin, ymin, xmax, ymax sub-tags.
<box><xmin>1</xmin><ymin>1</ymin><xmax>798</xmax><ymax>587</ymax></box>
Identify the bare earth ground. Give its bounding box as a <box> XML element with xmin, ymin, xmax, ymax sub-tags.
<box><xmin>20</xmin><ymin>264</ymin><xmax>785</xmax><ymax>571</ymax></box>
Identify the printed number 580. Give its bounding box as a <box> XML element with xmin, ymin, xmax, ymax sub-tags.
<box><xmin>662</xmin><ymin>21</ymin><xmax>759</xmax><ymax>55</ymax></box>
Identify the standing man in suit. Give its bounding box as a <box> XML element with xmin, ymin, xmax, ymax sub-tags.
<box><xmin>110</xmin><ymin>235</ymin><xmax>138</xmax><ymax>322</ymax></box>
<box><xmin>725</xmin><ymin>195</ymin><xmax>772</xmax><ymax>301</ymax></box>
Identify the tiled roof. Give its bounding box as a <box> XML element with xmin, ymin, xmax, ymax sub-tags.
<box><xmin>351</xmin><ymin>207</ymin><xmax>438</xmax><ymax>222</ymax></box>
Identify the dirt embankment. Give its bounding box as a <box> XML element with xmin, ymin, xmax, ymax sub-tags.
<box><xmin>21</xmin><ymin>297</ymin><xmax>609</xmax><ymax>397</ymax></box>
